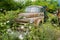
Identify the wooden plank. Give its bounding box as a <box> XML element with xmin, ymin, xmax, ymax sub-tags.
<box><xmin>15</xmin><ymin>17</ymin><xmax>44</xmax><ymax>23</ymax></box>
<box><xmin>18</xmin><ymin>12</ymin><xmax>44</xmax><ymax>18</ymax></box>
<box><xmin>14</xmin><ymin>13</ymin><xmax>44</xmax><ymax>26</ymax></box>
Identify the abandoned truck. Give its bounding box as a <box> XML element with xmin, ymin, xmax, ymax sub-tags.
<box><xmin>15</xmin><ymin>5</ymin><xmax>45</xmax><ymax>26</ymax></box>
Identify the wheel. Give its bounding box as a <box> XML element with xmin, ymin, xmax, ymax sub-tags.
<box><xmin>34</xmin><ymin>18</ymin><xmax>42</xmax><ymax>26</ymax></box>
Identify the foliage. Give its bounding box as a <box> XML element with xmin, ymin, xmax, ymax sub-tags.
<box><xmin>0</xmin><ymin>10</ymin><xmax>60</xmax><ymax>40</ymax></box>
<box><xmin>0</xmin><ymin>0</ymin><xmax>60</xmax><ymax>40</ymax></box>
<box><xmin>0</xmin><ymin>0</ymin><xmax>58</xmax><ymax>12</ymax></box>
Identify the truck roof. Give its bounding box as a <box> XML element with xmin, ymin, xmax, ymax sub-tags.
<box><xmin>25</xmin><ymin>5</ymin><xmax>44</xmax><ymax>13</ymax></box>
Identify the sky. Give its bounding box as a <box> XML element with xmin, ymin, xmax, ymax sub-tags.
<box><xmin>14</xmin><ymin>0</ymin><xmax>60</xmax><ymax>6</ymax></box>
<box><xmin>58</xmin><ymin>0</ymin><xmax>60</xmax><ymax>6</ymax></box>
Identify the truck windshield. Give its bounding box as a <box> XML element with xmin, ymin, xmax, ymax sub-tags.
<box><xmin>25</xmin><ymin>6</ymin><xmax>44</xmax><ymax>13</ymax></box>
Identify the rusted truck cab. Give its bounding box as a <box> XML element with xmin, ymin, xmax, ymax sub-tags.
<box><xmin>15</xmin><ymin>5</ymin><xmax>44</xmax><ymax>26</ymax></box>
<box><xmin>57</xmin><ymin>8</ymin><xmax>60</xmax><ymax>25</ymax></box>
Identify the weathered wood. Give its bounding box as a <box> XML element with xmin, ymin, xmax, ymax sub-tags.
<box><xmin>15</xmin><ymin>17</ymin><xmax>44</xmax><ymax>22</ymax></box>
<box><xmin>34</xmin><ymin>18</ymin><xmax>42</xmax><ymax>26</ymax></box>
<box><xmin>57</xmin><ymin>8</ymin><xmax>60</xmax><ymax>25</ymax></box>
<box><xmin>18</xmin><ymin>13</ymin><xmax>44</xmax><ymax>18</ymax></box>
<box><xmin>57</xmin><ymin>9</ymin><xmax>60</xmax><ymax>18</ymax></box>
<box><xmin>15</xmin><ymin>12</ymin><xmax>44</xmax><ymax>26</ymax></box>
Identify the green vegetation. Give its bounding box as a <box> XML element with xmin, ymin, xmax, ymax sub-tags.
<box><xmin>0</xmin><ymin>0</ymin><xmax>60</xmax><ymax>40</ymax></box>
